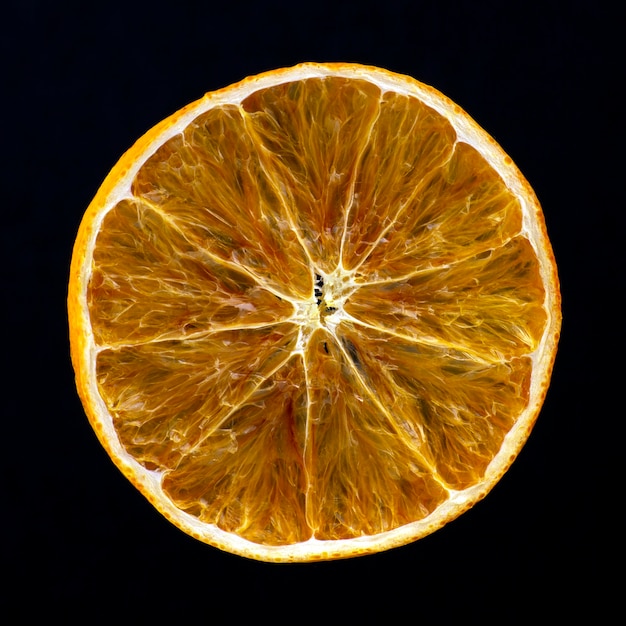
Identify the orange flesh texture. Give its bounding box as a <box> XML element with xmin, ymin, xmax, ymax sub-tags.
<box><xmin>88</xmin><ymin>76</ymin><xmax>547</xmax><ymax>546</ymax></box>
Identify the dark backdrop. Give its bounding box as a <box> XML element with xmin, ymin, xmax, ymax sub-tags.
<box><xmin>3</xmin><ymin>0</ymin><xmax>615</xmax><ymax>620</ymax></box>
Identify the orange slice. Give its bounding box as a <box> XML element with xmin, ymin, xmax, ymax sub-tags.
<box><xmin>68</xmin><ymin>62</ymin><xmax>561</xmax><ymax>562</ymax></box>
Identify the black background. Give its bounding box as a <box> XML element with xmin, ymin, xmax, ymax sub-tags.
<box><xmin>3</xmin><ymin>0</ymin><xmax>616</xmax><ymax>620</ymax></box>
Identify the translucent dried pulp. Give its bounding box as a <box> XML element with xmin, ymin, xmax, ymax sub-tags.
<box><xmin>68</xmin><ymin>63</ymin><xmax>561</xmax><ymax>561</ymax></box>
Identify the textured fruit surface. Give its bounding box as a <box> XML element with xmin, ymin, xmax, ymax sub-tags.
<box><xmin>68</xmin><ymin>63</ymin><xmax>561</xmax><ymax>561</ymax></box>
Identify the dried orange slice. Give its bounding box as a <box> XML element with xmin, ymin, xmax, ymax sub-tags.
<box><xmin>68</xmin><ymin>62</ymin><xmax>561</xmax><ymax>562</ymax></box>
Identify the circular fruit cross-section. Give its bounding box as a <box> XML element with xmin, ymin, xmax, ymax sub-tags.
<box><xmin>68</xmin><ymin>63</ymin><xmax>561</xmax><ymax>562</ymax></box>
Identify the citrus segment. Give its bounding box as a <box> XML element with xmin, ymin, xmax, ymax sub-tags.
<box><xmin>303</xmin><ymin>328</ymin><xmax>448</xmax><ymax>539</ymax></box>
<box><xmin>96</xmin><ymin>324</ymin><xmax>299</xmax><ymax>469</ymax></box>
<box><xmin>340</xmin><ymin>90</ymin><xmax>457</xmax><ymax>272</ymax></box>
<box><xmin>132</xmin><ymin>106</ymin><xmax>313</xmax><ymax>300</ymax></box>
<box><xmin>68</xmin><ymin>62</ymin><xmax>561</xmax><ymax>562</ymax></box>
<box><xmin>334</xmin><ymin>323</ymin><xmax>531</xmax><ymax>489</ymax></box>
<box><xmin>89</xmin><ymin>198</ymin><xmax>295</xmax><ymax>345</ymax></box>
<box><xmin>345</xmin><ymin>235</ymin><xmax>547</xmax><ymax>361</ymax></box>
<box><xmin>352</xmin><ymin>141</ymin><xmax>524</xmax><ymax>280</ymax></box>
<box><xmin>161</xmin><ymin>355</ymin><xmax>310</xmax><ymax>546</ymax></box>
<box><xmin>241</xmin><ymin>77</ymin><xmax>382</xmax><ymax>274</ymax></box>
